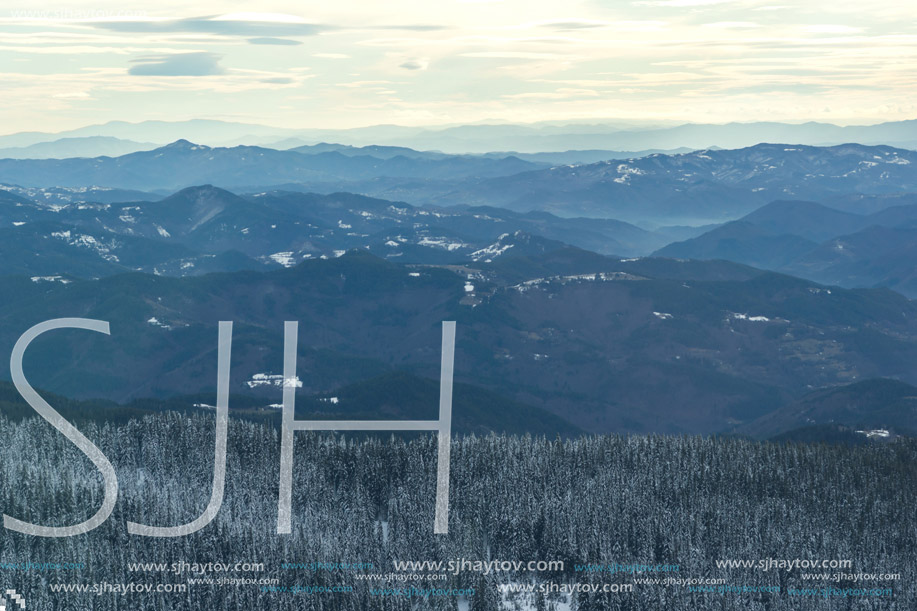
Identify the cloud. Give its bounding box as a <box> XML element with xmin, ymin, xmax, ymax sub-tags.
<box><xmin>247</xmin><ymin>37</ymin><xmax>302</xmax><ymax>45</ymax></box>
<box><xmin>52</xmin><ymin>91</ymin><xmax>91</xmax><ymax>99</ymax></box>
<box><xmin>94</xmin><ymin>15</ymin><xmax>327</xmax><ymax>37</ymax></box>
<box><xmin>501</xmin><ymin>88</ymin><xmax>600</xmax><ymax>99</ymax></box>
<box><xmin>804</xmin><ymin>24</ymin><xmax>863</xmax><ymax>34</ymax></box>
<box><xmin>399</xmin><ymin>59</ymin><xmax>428</xmax><ymax>70</ymax></box>
<box><xmin>543</xmin><ymin>20</ymin><xmax>608</xmax><ymax>31</ymax></box>
<box><xmin>702</xmin><ymin>21</ymin><xmax>761</xmax><ymax>28</ymax></box>
<box><xmin>635</xmin><ymin>0</ymin><xmax>738</xmax><ymax>5</ymax></box>
<box><xmin>375</xmin><ymin>25</ymin><xmax>446</xmax><ymax>31</ymax></box>
<box><xmin>128</xmin><ymin>52</ymin><xmax>225</xmax><ymax>76</ymax></box>
<box><xmin>88</xmin><ymin>15</ymin><xmax>444</xmax><ymax>38</ymax></box>
<box><xmin>460</xmin><ymin>52</ymin><xmax>572</xmax><ymax>60</ymax></box>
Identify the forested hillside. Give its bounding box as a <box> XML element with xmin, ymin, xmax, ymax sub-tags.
<box><xmin>1</xmin><ymin>414</ymin><xmax>912</xmax><ymax>609</ymax></box>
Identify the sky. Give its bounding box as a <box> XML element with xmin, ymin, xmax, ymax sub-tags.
<box><xmin>1</xmin><ymin>0</ymin><xmax>916</xmax><ymax>133</ymax></box>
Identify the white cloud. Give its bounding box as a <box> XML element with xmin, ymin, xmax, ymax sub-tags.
<box><xmin>702</xmin><ymin>21</ymin><xmax>761</xmax><ymax>28</ymax></box>
<box><xmin>212</xmin><ymin>12</ymin><xmax>311</xmax><ymax>23</ymax></box>
<box><xmin>0</xmin><ymin>0</ymin><xmax>914</xmax><ymax>130</ymax></box>
<box><xmin>52</xmin><ymin>91</ymin><xmax>91</xmax><ymax>99</ymax></box>
<box><xmin>635</xmin><ymin>0</ymin><xmax>739</xmax><ymax>6</ymax></box>
<box><xmin>129</xmin><ymin>52</ymin><xmax>225</xmax><ymax>76</ymax></box>
<box><xmin>804</xmin><ymin>24</ymin><xmax>863</xmax><ymax>34</ymax></box>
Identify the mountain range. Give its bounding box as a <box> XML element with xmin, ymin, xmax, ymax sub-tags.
<box><xmin>3</xmin><ymin>141</ymin><xmax>917</xmax><ymax>294</ymax></box>
<box><xmin>0</xmin><ymin>184</ymin><xmax>678</xmax><ymax>279</ymax></box>
<box><xmin>3</xmin><ymin>141</ymin><xmax>917</xmax><ymax>227</ymax></box>
<box><xmin>656</xmin><ymin>198</ymin><xmax>917</xmax><ymax>297</ymax></box>
<box><xmin>0</xmin><ymin>133</ymin><xmax>914</xmax><ymax>440</ymax></box>
<box><xmin>0</xmin><ymin>139</ymin><xmax>543</xmax><ymax>191</ymax></box>
<box><xmin>4</xmin><ymin>118</ymin><xmax>917</xmax><ymax>154</ymax></box>
<box><xmin>1</xmin><ymin>247</ymin><xmax>915</xmax><ymax>438</ymax></box>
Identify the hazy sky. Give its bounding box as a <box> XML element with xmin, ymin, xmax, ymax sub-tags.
<box><xmin>1</xmin><ymin>0</ymin><xmax>916</xmax><ymax>132</ymax></box>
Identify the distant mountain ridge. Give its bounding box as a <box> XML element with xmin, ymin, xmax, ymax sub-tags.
<box><xmin>410</xmin><ymin>143</ymin><xmax>917</xmax><ymax>222</ymax></box>
<box><xmin>3</xmin><ymin>118</ymin><xmax>917</xmax><ymax>153</ymax></box>
<box><xmin>0</xmin><ymin>139</ymin><xmax>544</xmax><ymax>191</ymax></box>
<box><xmin>0</xmin><ymin>183</ymin><xmax>669</xmax><ymax>278</ymax></box>
<box><xmin>655</xmin><ymin>198</ymin><xmax>917</xmax><ymax>297</ymax></box>
<box><xmin>3</xmin><ymin>141</ymin><xmax>917</xmax><ymax>227</ymax></box>
<box><xmin>0</xmin><ymin>136</ymin><xmax>157</xmax><ymax>160</ymax></box>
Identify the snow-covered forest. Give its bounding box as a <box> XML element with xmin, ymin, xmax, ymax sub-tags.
<box><xmin>0</xmin><ymin>413</ymin><xmax>912</xmax><ymax>610</ymax></box>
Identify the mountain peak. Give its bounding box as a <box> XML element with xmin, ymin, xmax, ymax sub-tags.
<box><xmin>165</xmin><ymin>184</ymin><xmax>238</xmax><ymax>200</ymax></box>
<box><xmin>162</xmin><ymin>139</ymin><xmax>208</xmax><ymax>151</ymax></box>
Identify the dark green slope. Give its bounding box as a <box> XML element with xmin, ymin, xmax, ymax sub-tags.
<box><xmin>0</xmin><ymin>250</ymin><xmax>915</xmax><ymax>436</ymax></box>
